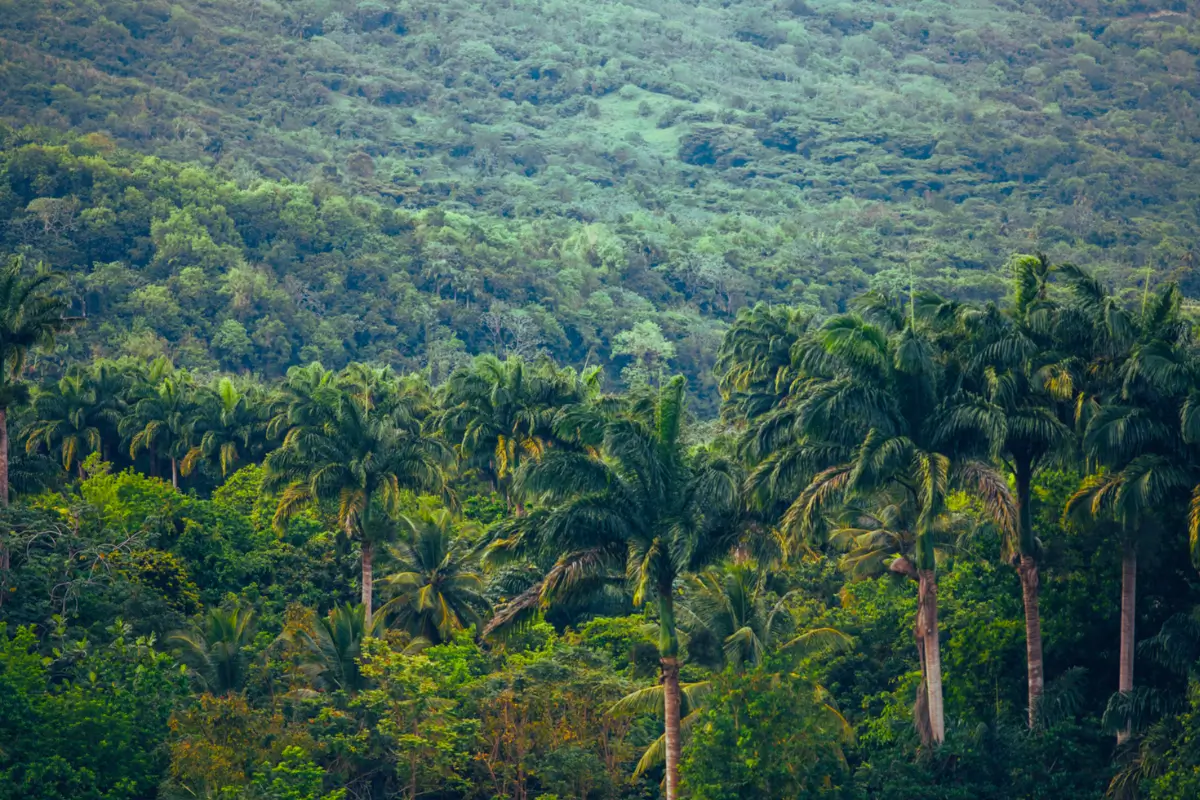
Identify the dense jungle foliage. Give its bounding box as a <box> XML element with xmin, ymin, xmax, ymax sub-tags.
<box><xmin>5</xmin><ymin>0</ymin><xmax>1200</xmax><ymax>798</ymax></box>
<box><xmin>3</xmin><ymin>253</ymin><xmax>1200</xmax><ymax>800</ymax></box>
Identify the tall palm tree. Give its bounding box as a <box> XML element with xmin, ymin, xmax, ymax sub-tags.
<box><xmin>941</xmin><ymin>254</ymin><xmax>1075</xmax><ymax>725</ymax></box>
<box><xmin>485</xmin><ymin>376</ymin><xmax>741</xmax><ymax>800</ymax></box>
<box><xmin>1061</xmin><ymin>270</ymin><xmax>1198</xmax><ymax>741</ymax></box>
<box><xmin>743</xmin><ymin>302</ymin><xmax>1016</xmax><ymax>745</ymax></box>
<box><xmin>23</xmin><ymin>370</ymin><xmax>103</xmax><ymax>477</ymax></box>
<box><xmin>378</xmin><ymin>508</ymin><xmax>487</xmax><ymax>643</ymax></box>
<box><xmin>0</xmin><ymin>257</ymin><xmax>74</xmax><ymax>504</ymax></box>
<box><xmin>120</xmin><ymin>372</ymin><xmax>196</xmax><ymax>488</ymax></box>
<box><xmin>169</xmin><ymin>605</ymin><xmax>257</xmax><ymax>695</ymax></box>
<box><xmin>265</xmin><ymin>367</ymin><xmax>453</xmax><ymax>625</ymax></box>
<box><xmin>182</xmin><ymin>377</ymin><xmax>268</xmax><ymax>480</ymax></box>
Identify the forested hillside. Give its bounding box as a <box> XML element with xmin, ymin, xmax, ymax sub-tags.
<box><xmin>6</xmin><ymin>1</ymin><xmax>1200</xmax><ymax>799</ymax></box>
<box><xmin>3</xmin><ymin>0</ymin><xmax>1200</xmax><ymax>403</ymax></box>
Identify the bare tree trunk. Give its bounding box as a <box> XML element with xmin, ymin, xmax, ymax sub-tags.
<box><xmin>148</xmin><ymin>443</ymin><xmax>159</xmax><ymax>478</ymax></box>
<box><xmin>1019</xmin><ymin>556</ymin><xmax>1045</xmax><ymax>727</ymax></box>
<box><xmin>170</xmin><ymin>457</ymin><xmax>179</xmax><ymax>490</ymax></box>
<box><xmin>661</xmin><ymin>656</ymin><xmax>682</xmax><ymax>800</ymax></box>
<box><xmin>1117</xmin><ymin>544</ymin><xmax>1137</xmax><ymax>744</ymax></box>
<box><xmin>0</xmin><ymin>405</ymin><xmax>9</xmax><ymax>506</ymax></box>
<box><xmin>1014</xmin><ymin>462</ymin><xmax>1045</xmax><ymax>728</ymax></box>
<box><xmin>919</xmin><ymin>569</ymin><xmax>945</xmax><ymax>744</ymax></box>
<box><xmin>362</xmin><ymin>539</ymin><xmax>374</xmax><ymax>627</ymax></box>
<box><xmin>913</xmin><ymin>616</ymin><xmax>932</xmax><ymax>746</ymax></box>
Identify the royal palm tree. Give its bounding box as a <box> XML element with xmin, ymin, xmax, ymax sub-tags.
<box><xmin>746</xmin><ymin>301</ymin><xmax>1016</xmax><ymax>745</ymax></box>
<box><xmin>23</xmin><ymin>370</ymin><xmax>103</xmax><ymax>477</ymax></box>
<box><xmin>120</xmin><ymin>372</ymin><xmax>196</xmax><ymax>488</ymax></box>
<box><xmin>485</xmin><ymin>376</ymin><xmax>741</xmax><ymax>800</ymax></box>
<box><xmin>378</xmin><ymin>508</ymin><xmax>487</xmax><ymax>643</ymax></box>
<box><xmin>940</xmin><ymin>254</ymin><xmax>1075</xmax><ymax>725</ymax></box>
<box><xmin>265</xmin><ymin>369</ymin><xmax>453</xmax><ymax>625</ymax></box>
<box><xmin>0</xmin><ymin>257</ymin><xmax>74</xmax><ymax>504</ymax></box>
<box><xmin>169</xmin><ymin>605</ymin><xmax>257</xmax><ymax>695</ymax></box>
<box><xmin>1059</xmin><ymin>267</ymin><xmax>1199</xmax><ymax>742</ymax></box>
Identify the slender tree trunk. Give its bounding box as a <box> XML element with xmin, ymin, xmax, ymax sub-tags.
<box><xmin>362</xmin><ymin>539</ymin><xmax>374</xmax><ymax>627</ymax></box>
<box><xmin>1019</xmin><ymin>556</ymin><xmax>1044</xmax><ymax>727</ymax></box>
<box><xmin>913</xmin><ymin>616</ymin><xmax>932</xmax><ymax>746</ymax></box>
<box><xmin>659</xmin><ymin>591</ymin><xmax>682</xmax><ymax>800</ymax></box>
<box><xmin>170</xmin><ymin>457</ymin><xmax>179</xmax><ymax>490</ymax></box>
<box><xmin>918</xmin><ymin>569</ymin><xmax>945</xmax><ymax>744</ymax></box>
<box><xmin>0</xmin><ymin>405</ymin><xmax>10</xmax><ymax>506</ymax></box>
<box><xmin>661</xmin><ymin>656</ymin><xmax>682</xmax><ymax>800</ymax></box>
<box><xmin>148</xmin><ymin>443</ymin><xmax>159</xmax><ymax>478</ymax></box>
<box><xmin>1117</xmin><ymin>544</ymin><xmax>1137</xmax><ymax>744</ymax></box>
<box><xmin>1015</xmin><ymin>460</ymin><xmax>1044</xmax><ymax>728</ymax></box>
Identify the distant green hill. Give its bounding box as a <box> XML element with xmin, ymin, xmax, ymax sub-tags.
<box><xmin>2</xmin><ymin>0</ymin><xmax>1199</xmax><ymax>406</ymax></box>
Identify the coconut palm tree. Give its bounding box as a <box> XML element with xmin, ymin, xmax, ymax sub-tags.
<box><xmin>485</xmin><ymin>376</ymin><xmax>741</xmax><ymax>800</ymax></box>
<box><xmin>265</xmin><ymin>368</ymin><xmax>453</xmax><ymax>625</ymax></box>
<box><xmin>0</xmin><ymin>257</ymin><xmax>75</xmax><ymax>504</ymax></box>
<box><xmin>378</xmin><ymin>508</ymin><xmax>487</xmax><ymax>643</ymax></box>
<box><xmin>23</xmin><ymin>370</ymin><xmax>103</xmax><ymax>477</ymax></box>
<box><xmin>169</xmin><ymin>605</ymin><xmax>257</xmax><ymax>695</ymax></box>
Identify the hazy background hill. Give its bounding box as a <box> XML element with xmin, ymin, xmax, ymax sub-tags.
<box><xmin>2</xmin><ymin>0</ymin><xmax>1199</xmax><ymax>407</ymax></box>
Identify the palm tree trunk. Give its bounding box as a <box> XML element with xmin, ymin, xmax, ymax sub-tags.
<box><xmin>659</xmin><ymin>591</ymin><xmax>682</xmax><ymax>800</ymax></box>
<box><xmin>148</xmin><ymin>443</ymin><xmax>159</xmax><ymax>478</ymax></box>
<box><xmin>0</xmin><ymin>405</ymin><xmax>10</xmax><ymax>506</ymax></box>
<box><xmin>918</xmin><ymin>569</ymin><xmax>945</xmax><ymax>744</ymax></box>
<box><xmin>1014</xmin><ymin>460</ymin><xmax>1045</xmax><ymax>728</ymax></box>
<box><xmin>1117</xmin><ymin>543</ymin><xmax>1137</xmax><ymax>744</ymax></box>
<box><xmin>661</xmin><ymin>656</ymin><xmax>682</xmax><ymax>800</ymax></box>
<box><xmin>171</xmin><ymin>457</ymin><xmax>179</xmax><ymax>490</ymax></box>
<box><xmin>362</xmin><ymin>539</ymin><xmax>374</xmax><ymax>627</ymax></box>
<box><xmin>1018</xmin><ymin>555</ymin><xmax>1044</xmax><ymax>727</ymax></box>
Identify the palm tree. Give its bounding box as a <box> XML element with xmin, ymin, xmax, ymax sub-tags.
<box><xmin>438</xmin><ymin>354</ymin><xmax>595</xmax><ymax>505</ymax></box>
<box><xmin>182</xmin><ymin>377</ymin><xmax>267</xmax><ymax>480</ymax></box>
<box><xmin>120</xmin><ymin>372</ymin><xmax>196</xmax><ymax>488</ymax></box>
<box><xmin>378</xmin><ymin>507</ymin><xmax>487</xmax><ymax>643</ymax></box>
<box><xmin>743</xmin><ymin>301</ymin><xmax>1016</xmax><ymax>745</ymax></box>
<box><xmin>941</xmin><ymin>254</ymin><xmax>1075</xmax><ymax>725</ymax></box>
<box><xmin>1061</xmin><ymin>271</ymin><xmax>1198</xmax><ymax>742</ymax></box>
<box><xmin>23</xmin><ymin>370</ymin><xmax>103</xmax><ymax>477</ymax></box>
<box><xmin>0</xmin><ymin>257</ymin><xmax>74</xmax><ymax>504</ymax></box>
<box><xmin>265</xmin><ymin>367</ymin><xmax>453</xmax><ymax>625</ymax></box>
<box><xmin>282</xmin><ymin>603</ymin><xmax>387</xmax><ymax>693</ymax></box>
<box><xmin>615</xmin><ymin>562</ymin><xmax>852</xmax><ymax>781</ymax></box>
<box><xmin>485</xmin><ymin>376</ymin><xmax>741</xmax><ymax>800</ymax></box>
<box><xmin>266</xmin><ymin>362</ymin><xmax>336</xmax><ymax>440</ymax></box>
<box><xmin>169</xmin><ymin>605</ymin><xmax>257</xmax><ymax>695</ymax></box>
